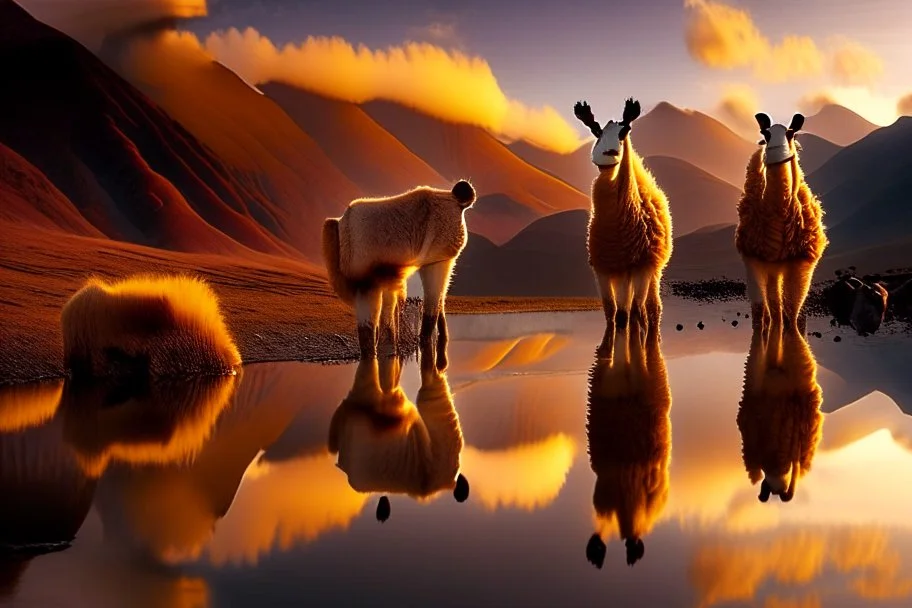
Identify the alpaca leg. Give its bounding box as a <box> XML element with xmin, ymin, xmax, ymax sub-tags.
<box><xmin>630</xmin><ymin>269</ymin><xmax>651</xmax><ymax>330</ymax></box>
<box><xmin>613</xmin><ymin>274</ymin><xmax>634</xmax><ymax>330</ymax></box>
<box><xmin>379</xmin><ymin>288</ymin><xmax>400</xmax><ymax>357</ymax></box>
<box><xmin>419</xmin><ymin>260</ymin><xmax>454</xmax><ymax>352</ymax></box>
<box><xmin>783</xmin><ymin>261</ymin><xmax>814</xmax><ymax>331</ymax></box>
<box><xmin>765</xmin><ymin>267</ymin><xmax>783</xmax><ymax>329</ymax></box>
<box><xmin>355</xmin><ymin>288</ymin><xmax>383</xmax><ymax>359</ymax></box>
<box><xmin>744</xmin><ymin>258</ymin><xmax>768</xmax><ymax>329</ymax></box>
<box><xmin>596</xmin><ymin>273</ymin><xmax>617</xmax><ymax>329</ymax></box>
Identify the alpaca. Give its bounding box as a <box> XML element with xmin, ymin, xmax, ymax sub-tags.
<box><xmin>574</xmin><ymin>98</ymin><xmax>673</xmax><ymax>334</ymax></box>
<box><xmin>585</xmin><ymin>325</ymin><xmax>671</xmax><ymax>568</ymax></box>
<box><xmin>322</xmin><ymin>180</ymin><xmax>476</xmax><ymax>362</ymax></box>
<box><xmin>61</xmin><ymin>373</ymin><xmax>238</xmax><ymax>478</ymax></box>
<box><xmin>735</xmin><ymin>113</ymin><xmax>828</xmax><ymax>329</ymax></box>
<box><xmin>737</xmin><ymin>325</ymin><xmax>823</xmax><ymax>503</ymax></box>
<box><xmin>328</xmin><ymin>344</ymin><xmax>469</xmax><ymax>521</ymax></box>
<box><xmin>61</xmin><ymin>275</ymin><xmax>241</xmax><ymax>379</ymax></box>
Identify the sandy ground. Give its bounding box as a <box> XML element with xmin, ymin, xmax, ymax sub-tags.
<box><xmin>0</xmin><ymin>225</ymin><xmax>609</xmax><ymax>385</ymax></box>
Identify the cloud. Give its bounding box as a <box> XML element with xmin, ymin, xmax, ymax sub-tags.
<box><xmin>684</xmin><ymin>0</ymin><xmax>823</xmax><ymax>82</ymax></box>
<box><xmin>797</xmin><ymin>92</ymin><xmax>838</xmax><ymax>116</ymax></box>
<box><xmin>829</xmin><ymin>39</ymin><xmax>885</xmax><ymax>87</ymax></box>
<box><xmin>684</xmin><ymin>0</ymin><xmax>883</xmax><ymax>88</ymax></box>
<box><xmin>18</xmin><ymin>0</ymin><xmax>207</xmax><ymax>49</ymax></box>
<box><xmin>408</xmin><ymin>20</ymin><xmax>463</xmax><ymax>48</ymax></box>
<box><xmin>716</xmin><ymin>84</ymin><xmax>760</xmax><ymax>136</ymax></box>
<box><xmin>898</xmin><ymin>93</ymin><xmax>912</xmax><ymax>116</ymax></box>
<box><xmin>200</xmin><ymin>28</ymin><xmax>584</xmax><ymax>153</ymax></box>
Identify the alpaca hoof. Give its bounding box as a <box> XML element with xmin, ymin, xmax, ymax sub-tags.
<box><xmin>586</xmin><ymin>534</ymin><xmax>607</xmax><ymax>570</ymax></box>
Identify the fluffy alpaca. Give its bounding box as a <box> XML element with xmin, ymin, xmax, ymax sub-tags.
<box><xmin>61</xmin><ymin>275</ymin><xmax>241</xmax><ymax>379</ymax></box>
<box><xmin>328</xmin><ymin>345</ymin><xmax>469</xmax><ymax>521</ymax></box>
<box><xmin>737</xmin><ymin>326</ymin><xmax>823</xmax><ymax>503</ymax></box>
<box><xmin>574</xmin><ymin>98</ymin><xmax>673</xmax><ymax>334</ymax></box>
<box><xmin>735</xmin><ymin>113</ymin><xmax>828</xmax><ymax>329</ymax></box>
<box><xmin>61</xmin><ymin>373</ymin><xmax>238</xmax><ymax>478</ymax></box>
<box><xmin>322</xmin><ymin>180</ymin><xmax>476</xmax><ymax>362</ymax></box>
<box><xmin>585</xmin><ymin>325</ymin><xmax>671</xmax><ymax>568</ymax></box>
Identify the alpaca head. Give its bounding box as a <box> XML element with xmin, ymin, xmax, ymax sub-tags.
<box><xmin>574</xmin><ymin>98</ymin><xmax>641</xmax><ymax>168</ymax></box>
<box><xmin>756</xmin><ymin>112</ymin><xmax>804</xmax><ymax>166</ymax></box>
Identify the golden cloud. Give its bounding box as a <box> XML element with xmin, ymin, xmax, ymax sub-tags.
<box><xmin>684</xmin><ymin>1</ymin><xmax>883</xmax><ymax>88</ymax></box>
<box><xmin>716</xmin><ymin>84</ymin><xmax>760</xmax><ymax>137</ymax></box>
<box><xmin>898</xmin><ymin>93</ymin><xmax>912</xmax><ymax>116</ymax></box>
<box><xmin>200</xmin><ymin>28</ymin><xmax>584</xmax><ymax>153</ymax></box>
<box><xmin>830</xmin><ymin>39</ymin><xmax>885</xmax><ymax>87</ymax></box>
<box><xmin>797</xmin><ymin>91</ymin><xmax>838</xmax><ymax>115</ymax></box>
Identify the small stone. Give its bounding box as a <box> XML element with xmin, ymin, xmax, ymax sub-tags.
<box><xmin>676</xmin><ymin>324</ymin><xmax>684</xmax><ymax>331</ymax></box>
<box><xmin>744</xmin><ymin>314</ymin><xmax>750</xmax><ymax>319</ymax></box>
<box><xmin>834</xmin><ymin>335</ymin><xmax>842</xmax><ymax>343</ymax></box>
<box><xmin>697</xmin><ymin>322</ymin><xmax>705</xmax><ymax>330</ymax></box>
<box><xmin>731</xmin><ymin>320</ymin><xmax>739</xmax><ymax>327</ymax></box>
<box><xmin>737</xmin><ymin>312</ymin><xmax>742</xmax><ymax>317</ymax></box>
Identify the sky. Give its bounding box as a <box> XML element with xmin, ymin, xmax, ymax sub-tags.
<box><xmin>21</xmin><ymin>0</ymin><xmax>912</xmax><ymax>151</ymax></box>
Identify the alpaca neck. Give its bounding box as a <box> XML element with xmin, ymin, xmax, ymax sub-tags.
<box><xmin>763</xmin><ymin>156</ymin><xmax>800</xmax><ymax>215</ymax></box>
<box><xmin>591</xmin><ymin>139</ymin><xmax>639</xmax><ymax>216</ymax></box>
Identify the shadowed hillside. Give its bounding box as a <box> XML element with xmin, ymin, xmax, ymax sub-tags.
<box><xmin>0</xmin><ymin>0</ymin><xmax>299</xmax><ymax>258</ymax></box>
<box><xmin>362</xmin><ymin>101</ymin><xmax>589</xmax><ymax>217</ymax></box>
<box><xmin>804</xmin><ymin>105</ymin><xmax>879</xmax><ymax>147</ymax></box>
<box><xmin>796</xmin><ymin>133</ymin><xmax>842</xmax><ymax>175</ymax></box>
<box><xmin>808</xmin><ymin>117</ymin><xmax>912</xmax><ymax>253</ymax></box>
<box><xmin>0</xmin><ymin>143</ymin><xmax>101</xmax><ymax>237</ymax></box>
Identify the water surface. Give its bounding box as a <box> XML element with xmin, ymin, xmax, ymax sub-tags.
<box><xmin>2</xmin><ymin>300</ymin><xmax>912</xmax><ymax>607</ymax></box>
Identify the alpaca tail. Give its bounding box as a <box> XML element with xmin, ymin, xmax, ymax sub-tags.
<box><xmin>322</xmin><ymin>219</ymin><xmax>354</xmax><ymax>306</ymax></box>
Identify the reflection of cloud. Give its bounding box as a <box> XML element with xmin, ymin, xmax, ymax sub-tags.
<box><xmin>0</xmin><ymin>381</ymin><xmax>63</xmax><ymax>432</ymax></box>
<box><xmin>684</xmin><ymin>0</ymin><xmax>883</xmax><ymax>87</ymax></box>
<box><xmin>460</xmin><ymin>434</ymin><xmax>576</xmax><ymax>511</ymax></box>
<box><xmin>460</xmin><ymin>333</ymin><xmax>569</xmax><ymax>373</ymax></box>
<box><xmin>203</xmin><ymin>452</ymin><xmax>368</xmax><ymax>567</ymax></box>
<box><xmin>690</xmin><ymin>528</ymin><xmax>912</xmax><ymax>607</ymax></box>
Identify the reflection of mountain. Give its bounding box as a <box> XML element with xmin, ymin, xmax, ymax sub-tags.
<box><xmin>0</xmin><ymin>411</ymin><xmax>97</xmax><ymax>550</ymax></box>
<box><xmin>329</xmin><ymin>350</ymin><xmax>465</xmax><ymax>504</ymax></box>
<box><xmin>737</xmin><ymin>328</ymin><xmax>823</xmax><ymax>503</ymax></box>
<box><xmin>586</xmin><ymin>328</ymin><xmax>672</xmax><ymax>568</ymax></box>
<box><xmin>61</xmin><ymin>375</ymin><xmax>238</xmax><ymax>477</ymax></box>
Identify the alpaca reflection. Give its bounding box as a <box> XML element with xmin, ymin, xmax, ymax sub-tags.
<box><xmin>61</xmin><ymin>374</ymin><xmax>238</xmax><ymax>478</ymax></box>
<box><xmin>329</xmin><ymin>344</ymin><xmax>468</xmax><ymax>522</ymax></box>
<box><xmin>0</xmin><ymin>383</ymin><xmax>97</xmax><ymax>598</ymax></box>
<box><xmin>586</xmin><ymin>326</ymin><xmax>671</xmax><ymax>568</ymax></box>
<box><xmin>737</xmin><ymin>326</ymin><xmax>823</xmax><ymax>503</ymax></box>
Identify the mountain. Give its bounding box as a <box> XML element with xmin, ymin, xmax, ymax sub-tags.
<box><xmin>0</xmin><ymin>0</ymin><xmax>302</xmax><ymax>259</ymax></box>
<box><xmin>630</xmin><ymin>102</ymin><xmax>756</xmax><ymax>187</ymax></box>
<box><xmin>796</xmin><ymin>133</ymin><xmax>842</xmax><ymax>175</ymax></box>
<box><xmin>361</xmin><ymin>101</ymin><xmax>590</xmax><ymax>217</ymax></box>
<box><xmin>508</xmin><ymin>140</ymin><xmax>595</xmax><ymax>193</ymax></box>
<box><xmin>258</xmin><ymin>83</ymin><xmax>445</xmax><ymax>197</ymax></box>
<box><xmin>0</xmin><ymin>143</ymin><xmax>101</xmax><ymax>237</ymax></box>
<box><xmin>641</xmin><ymin>156</ymin><xmax>740</xmax><ymax>237</ymax></box>
<box><xmin>803</xmin><ymin>105</ymin><xmax>879</xmax><ymax>147</ymax></box>
<box><xmin>98</xmin><ymin>37</ymin><xmax>362</xmax><ymax>260</ymax></box>
<box><xmin>463</xmin><ymin>194</ymin><xmax>541</xmax><ymax>245</ymax></box>
<box><xmin>808</xmin><ymin>117</ymin><xmax>912</xmax><ymax>253</ymax></box>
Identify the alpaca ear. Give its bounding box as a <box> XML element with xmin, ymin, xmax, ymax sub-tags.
<box><xmin>789</xmin><ymin>113</ymin><xmax>805</xmax><ymax>132</ymax></box>
<box><xmin>755</xmin><ymin>112</ymin><xmax>772</xmax><ymax>130</ymax></box>
<box><xmin>622</xmin><ymin>97</ymin><xmax>641</xmax><ymax>125</ymax></box>
<box><xmin>574</xmin><ymin>101</ymin><xmax>603</xmax><ymax>138</ymax></box>
<box><xmin>758</xmin><ymin>479</ymin><xmax>771</xmax><ymax>502</ymax></box>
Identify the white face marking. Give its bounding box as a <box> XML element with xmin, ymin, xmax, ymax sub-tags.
<box><xmin>763</xmin><ymin>124</ymin><xmax>795</xmax><ymax>165</ymax></box>
<box><xmin>591</xmin><ymin>121</ymin><xmax>625</xmax><ymax>167</ymax></box>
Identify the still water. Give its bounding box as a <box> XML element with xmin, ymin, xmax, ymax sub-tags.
<box><xmin>2</xmin><ymin>300</ymin><xmax>912</xmax><ymax>607</ymax></box>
